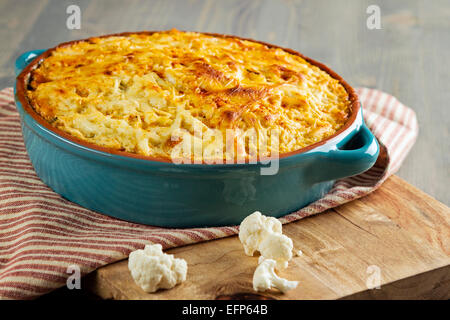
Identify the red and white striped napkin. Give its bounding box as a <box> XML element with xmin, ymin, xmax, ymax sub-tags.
<box><xmin>0</xmin><ymin>87</ymin><xmax>418</xmax><ymax>299</ymax></box>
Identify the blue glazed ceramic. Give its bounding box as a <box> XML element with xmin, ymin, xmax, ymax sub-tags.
<box><xmin>14</xmin><ymin>48</ymin><xmax>379</xmax><ymax>228</ymax></box>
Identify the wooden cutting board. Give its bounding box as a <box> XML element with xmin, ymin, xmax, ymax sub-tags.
<box><xmin>85</xmin><ymin>175</ymin><xmax>450</xmax><ymax>299</ymax></box>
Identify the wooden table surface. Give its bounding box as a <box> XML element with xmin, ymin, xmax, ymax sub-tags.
<box><xmin>0</xmin><ymin>0</ymin><xmax>448</xmax><ymax>204</ymax></box>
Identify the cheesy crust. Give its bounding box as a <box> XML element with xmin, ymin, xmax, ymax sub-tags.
<box><xmin>26</xmin><ymin>29</ymin><xmax>351</xmax><ymax>162</ymax></box>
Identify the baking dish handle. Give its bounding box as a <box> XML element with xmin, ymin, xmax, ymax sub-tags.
<box><xmin>15</xmin><ymin>49</ymin><xmax>46</xmax><ymax>76</ymax></box>
<box><xmin>312</xmin><ymin>124</ymin><xmax>379</xmax><ymax>183</ymax></box>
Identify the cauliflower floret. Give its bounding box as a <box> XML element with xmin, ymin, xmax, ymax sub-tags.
<box><xmin>239</xmin><ymin>211</ymin><xmax>292</xmax><ymax>269</ymax></box>
<box><xmin>253</xmin><ymin>259</ymin><xmax>298</xmax><ymax>293</ymax></box>
<box><xmin>128</xmin><ymin>244</ymin><xmax>187</xmax><ymax>293</ymax></box>
<box><xmin>239</xmin><ymin>211</ymin><xmax>282</xmax><ymax>256</ymax></box>
<box><xmin>257</xmin><ymin>233</ymin><xmax>293</xmax><ymax>269</ymax></box>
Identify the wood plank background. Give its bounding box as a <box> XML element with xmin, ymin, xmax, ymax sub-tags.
<box><xmin>0</xmin><ymin>0</ymin><xmax>448</xmax><ymax>204</ymax></box>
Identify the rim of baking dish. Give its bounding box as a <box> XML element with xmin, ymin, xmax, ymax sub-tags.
<box><xmin>15</xmin><ymin>30</ymin><xmax>361</xmax><ymax>164</ymax></box>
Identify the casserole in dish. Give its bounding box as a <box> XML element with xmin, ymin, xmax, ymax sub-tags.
<box><xmin>15</xmin><ymin>31</ymin><xmax>379</xmax><ymax>227</ymax></box>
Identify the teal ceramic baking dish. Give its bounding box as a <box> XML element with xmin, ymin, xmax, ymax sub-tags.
<box><xmin>14</xmin><ymin>37</ymin><xmax>379</xmax><ymax>228</ymax></box>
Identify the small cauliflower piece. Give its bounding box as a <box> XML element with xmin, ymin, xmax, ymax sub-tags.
<box><xmin>253</xmin><ymin>259</ymin><xmax>298</xmax><ymax>293</ymax></box>
<box><xmin>239</xmin><ymin>211</ymin><xmax>282</xmax><ymax>256</ymax></box>
<box><xmin>239</xmin><ymin>211</ymin><xmax>292</xmax><ymax>269</ymax></box>
<box><xmin>128</xmin><ymin>244</ymin><xmax>187</xmax><ymax>293</ymax></box>
<box><xmin>258</xmin><ymin>233</ymin><xmax>293</xmax><ymax>270</ymax></box>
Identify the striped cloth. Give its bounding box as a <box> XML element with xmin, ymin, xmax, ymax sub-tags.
<box><xmin>0</xmin><ymin>87</ymin><xmax>418</xmax><ymax>299</ymax></box>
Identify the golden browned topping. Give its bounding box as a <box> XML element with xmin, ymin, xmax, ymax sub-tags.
<box><xmin>27</xmin><ymin>29</ymin><xmax>351</xmax><ymax>161</ymax></box>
